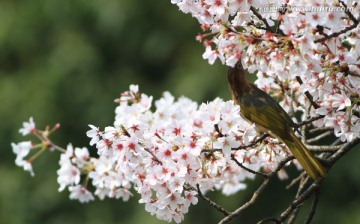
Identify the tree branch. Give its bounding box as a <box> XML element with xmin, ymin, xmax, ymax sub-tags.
<box><xmin>218</xmin><ymin>156</ymin><xmax>294</xmax><ymax>224</ymax></box>
<box><xmin>314</xmin><ymin>21</ymin><xmax>359</xmax><ymax>43</ymax></box>
<box><xmin>306</xmin><ymin>144</ymin><xmax>344</xmax><ymax>152</ymax></box>
<box><xmin>325</xmin><ymin>138</ymin><xmax>360</xmax><ymax>166</ymax></box>
<box><xmin>308</xmin><ymin>126</ymin><xmax>333</xmax><ymax>134</ymax></box>
<box><xmin>231</xmin><ymin>155</ymin><xmax>269</xmax><ymax>177</ymax></box>
<box><xmin>347</xmin><ymin>71</ymin><xmax>360</xmax><ymax>78</ymax></box>
<box><xmin>306</xmin><ymin>131</ymin><xmax>333</xmax><ymax>144</ymax></box>
<box><xmin>283</xmin><ymin>181</ymin><xmax>321</xmax><ymax>222</ymax></box>
<box><xmin>250</xmin><ymin>6</ymin><xmax>274</xmax><ymax>33</ymax></box>
<box><xmin>314</xmin><ymin>1</ymin><xmax>359</xmax><ymax>44</ymax></box>
<box><xmin>304</xmin><ymin>188</ymin><xmax>320</xmax><ymax>224</ymax></box>
<box><xmin>214</xmin><ymin>137</ymin><xmax>359</xmax><ymax>224</ymax></box>
<box><xmin>296</xmin><ymin>116</ymin><xmax>323</xmax><ymax>127</ymax></box>
<box><xmin>286</xmin><ymin>176</ymin><xmax>309</xmax><ymax>224</ymax></box>
<box><xmin>219</xmin><ymin>178</ymin><xmax>271</xmax><ymax>224</ymax></box>
<box><xmin>196</xmin><ymin>184</ymin><xmax>230</xmax><ymax>216</ymax></box>
<box><xmin>295</xmin><ymin>76</ymin><xmax>320</xmax><ymax>109</ymax></box>
<box><xmin>339</xmin><ymin>0</ymin><xmax>358</xmax><ymax>24</ymax></box>
<box><xmin>235</xmin><ymin>133</ymin><xmax>269</xmax><ymax>150</ymax></box>
<box><xmin>144</xmin><ymin>147</ymin><xmax>163</xmax><ymax>165</ymax></box>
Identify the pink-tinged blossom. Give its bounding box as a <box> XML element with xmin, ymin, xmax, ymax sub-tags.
<box><xmin>138</xmin><ymin>94</ymin><xmax>153</xmax><ymax>112</ymax></box>
<box><xmin>168</xmin><ymin>0</ymin><xmax>359</xmax><ymax>150</ymax></box>
<box><xmin>129</xmin><ymin>84</ymin><xmax>139</xmax><ymax>93</ymax></box>
<box><xmin>243</xmin><ymin>124</ymin><xmax>257</xmax><ymax>145</ymax></box>
<box><xmin>14</xmin><ymin>0</ymin><xmax>360</xmax><ymax>217</ymax></box>
<box><xmin>331</xmin><ymin>93</ymin><xmax>352</xmax><ymax>111</ymax></box>
<box><xmin>22</xmin><ymin>160</ymin><xmax>35</xmax><ymax>176</ymax></box>
<box><xmin>19</xmin><ymin>117</ymin><xmax>36</xmax><ymax>136</ymax></box>
<box><xmin>305</xmin><ymin>11</ymin><xmax>327</xmax><ymax>27</ymax></box>
<box><xmin>12</xmin><ymin>141</ymin><xmax>32</xmax><ymax>159</ymax></box>
<box><xmin>73</xmin><ymin>147</ymin><xmax>90</xmax><ymax>168</ymax></box>
<box><xmin>12</xmin><ymin>0</ymin><xmax>360</xmax><ymax>221</ymax></box>
<box><xmin>228</xmin><ymin>0</ymin><xmax>250</xmax><ymax>13</ymax></box>
<box><xmin>57</xmin><ymin>144</ymin><xmax>81</xmax><ymax>191</ymax></box>
<box><xmin>86</xmin><ymin>125</ymin><xmax>101</xmax><ymax>146</ymax></box>
<box><xmin>215</xmin><ymin>135</ymin><xmax>241</xmax><ymax>157</ymax></box>
<box><xmin>82</xmin><ymin>85</ymin><xmax>293</xmax><ymax>222</ymax></box>
<box><xmin>12</xmin><ymin>141</ymin><xmax>34</xmax><ymax>176</ymax></box>
<box><xmin>202</xmin><ymin>46</ymin><xmax>220</xmax><ymax>65</ymax></box>
<box><xmin>205</xmin><ymin>0</ymin><xmax>227</xmax><ymax>17</ymax></box>
<box><xmin>69</xmin><ymin>185</ymin><xmax>94</xmax><ymax>203</ymax></box>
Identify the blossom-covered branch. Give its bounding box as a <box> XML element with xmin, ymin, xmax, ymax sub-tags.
<box><xmin>11</xmin><ymin>83</ymin><xmax>359</xmax><ymax>223</ymax></box>
<box><xmin>10</xmin><ymin>0</ymin><xmax>360</xmax><ymax>223</ymax></box>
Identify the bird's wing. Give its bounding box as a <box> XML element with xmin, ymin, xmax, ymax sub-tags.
<box><xmin>239</xmin><ymin>85</ymin><xmax>294</xmax><ymax>140</ymax></box>
<box><xmin>240</xmin><ymin>102</ymin><xmax>290</xmax><ymax>139</ymax></box>
<box><xmin>251</xmin><ymin>84</ymin><xmax>296</xmax><ymax>126</ymax></box>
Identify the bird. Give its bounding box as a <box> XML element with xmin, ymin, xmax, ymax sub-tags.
<box><xmin>227</xmin><ymin>60</ymin><xmax>327</xmax><ymax>180</ymax></box>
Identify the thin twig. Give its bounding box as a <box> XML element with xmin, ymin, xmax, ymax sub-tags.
<box><xmin>235</xmin><ymin>133</ymin><xmax>269</xmax><ymax>150</ymax></box>
<box><xmin>347</xmin><ymin>72</ymin><xmax>360</xmax><ymax>77</ymax></box>
<box><xmin>331</xmin><ymin>137</ymin><xmax>344</xmax><ymax>146</ymax></box>
<box><xmin>203</xmin><ymin>133</ymin><xmax>270</xmax><ymax>153</ymax></box>
<box><xmin>314</xmin><ymin>1</ymin><xmax>359</xmax><ymax>44</ymax></box>
<box><xmin>306</xmin><ymin>131</ymin><xmax>333</xmax><ymax>144</ymax></box>
<box><xmin>144</xmin><ymin>147</ymin><xmax>163</xmax><ymax>165</ymax></box>
<box><xmin>250</xmin><ymin>6</ymin><xmax>274</xmax><ymax>33</ymax></box>
<box><xmin>286</xmin><ymin>172</ymin><xmax>306</xmax><ymax>190</ymax></box>
<box><xmin>339</xmin><ymin>0</ymin><xmax>358</xmax><ymax>23</ymax></box>
<box><xmin>275</xmin><ymin>3</ymin><xmax>287</xmax><ymax>35</ymax></box>
<box><xmin>306</xmin><ymin>144</ymin><xmax>344</xmax><ymax>152</ymax></box>
<box><xmin>286</xmin><ymin>203</ymin><xmax>303</xmax><ymax>223</ymax></box>
<box><xmin>37</xmin><ymin>130</ymin><xmax>67</xmax><ymax>153</ymax></box>
<box><xmin>296</xmin><ymin>116</ymin><xmax>323</xmax><ymax>127</ymax></box>
<box><xmin>196</xmin><ymin>184</ymin><xmax>230</xmax><ymax>216</ymax></box>
<box><xmin>219</xmin><ymin>178</ymin><xmax>271</xmax><ymax>224</ymax></box>
<box><xmin>219</xmin><ymin>156</ymin><xmax>294</xmax><ymax>224</ymax></box>
<box><xmin>216</xmin><ymin>138</ymin><xmax>360</xmax><ymax>224</ymax></box>
<box><xmin>231</xmin><ymin>155</ymin><xmax>269</xmax><ymax>177</ymax></box>
<box><xmin>308</xmin><ymin>126</ymin><xmax>333</xmax><ymax>134</ymax></box>
<box><xmin>257</xmin><ymin>217</ymin><xmax>281</xmax><ymax>224</ymax></box>
<box><xmin>269</xmin><ymin>156</ymin><xmax>295</xmax><ymax>175</ymax></box>
<box><xmin>304</xmin><ymin>188</ymin><xmax>320</xmax><ymax>224</ymax></box>
<box><xmin>215</xmin><ymin>124</ymin><xmax>224</xmax><ymax>137</ymax></box>
<box><xmin>295</xmin><ymin>76</ymin><xmax>320</xmax><ymax>109</ymax></box>
<box><xmin>286</xmin><ymin>176</ymin><xmax>310</xmax><ymax>224</ymax></box>
<box><xmin>301</xmin><ymin>122</ymin><xmax>307</xmax><ymax>143</ymax></box>
<box><xmin>279</xmin><ymin>179</ymin><xmax>322</xmax><ymax>223</ymax></box>
<box><xmin>325</xmin><ymin>138</ymin><xmax>360</xmax><ymax>165</ymax></box>
<box><xmin>257</xmin><ymin>179</ymin><xmax>320</xmax><ymax>224</ymax></box>
<box><xmin>314</xmin><ymin>21</ymin><xmax>359</xmax><ymax>43</ymax></box>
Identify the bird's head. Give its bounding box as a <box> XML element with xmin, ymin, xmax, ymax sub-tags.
<box><xmin>227</xmin><ymin>60</ymin><xmax>249</xmax><ymax>100</ymax></box>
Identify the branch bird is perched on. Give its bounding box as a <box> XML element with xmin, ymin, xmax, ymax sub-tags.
<box><xmin>227</xmin><ymin>60</ymin><xmax>327</xmax><ymax>180</ymax></box>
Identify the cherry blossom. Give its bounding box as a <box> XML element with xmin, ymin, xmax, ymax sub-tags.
<box><xmin>69</xmin><ymin>185</ymin><xmax>95</xmax><ymax>203</ymax></box>
<box><xmin>57</xmin><ymin>144</ymin><xmax>81</xmax><ymax>191</ymax></box>
<box><xmin>11</xmin><ymin>141</ymin><xmax>34</xmax><ymax>176</ymax></box>
<box><xmin>10</xmin><ymin>0</ymin><xmax>360</xmax><ymax>223</ymax></box>
<box><xmin>19</xmin><ymin>117</ymin><xmax>35</xmax><ymax>136</ymax></box>
<box><xmin>171</xmin><ymin>0</ymin><xmax>360</xmax><ymax>144</ymax></box>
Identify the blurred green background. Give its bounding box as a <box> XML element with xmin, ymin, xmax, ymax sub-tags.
<box><xmin>1</xmin><ymin>1</ymin><xmax>360</xmax><ymax>223</ymax></box>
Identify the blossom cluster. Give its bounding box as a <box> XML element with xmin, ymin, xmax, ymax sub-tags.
<box><xmin>12</xmin><ymin>85</ymin><xmax>292</xmax><ymax>223</ymax></box>
<box><xmin>171</xmin><ymin>0</ymin><xmax>360</xmax><ymax>142</ymax></box>
<box><xmin>10</xmin><ymin>1</ymin><xmax>360</xmax><ymax>223</ymax></box>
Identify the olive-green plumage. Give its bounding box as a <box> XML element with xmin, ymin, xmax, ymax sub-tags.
<box><xmin>227</xmin><ymin>61</ymin><xmax>326</xmax><ymax>180</ymax></box>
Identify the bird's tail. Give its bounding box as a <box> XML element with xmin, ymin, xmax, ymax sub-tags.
<box><xmin>283</xmin><ymin>132</ymin><xmax>327</xmax><ymax>180</ymax></box>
